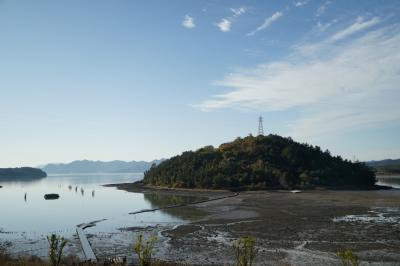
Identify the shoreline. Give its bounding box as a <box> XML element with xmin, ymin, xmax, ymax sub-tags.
<box><xmin>103</xmin><ymin>181</ymin><xmax>235</xmax><ymax>197</ymax></box>
<box><xmin>104</xmin><ymin>180</ymin><xmax>395</xmax><ymax>195</ymax></box>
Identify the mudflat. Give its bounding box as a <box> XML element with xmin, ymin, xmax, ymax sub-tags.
<box><xmin>106</xmin><ymin>183</ymin><xmax>400</xmax><ymax>265</ymax></box>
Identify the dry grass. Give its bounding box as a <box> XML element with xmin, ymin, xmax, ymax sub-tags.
<box><xmin>0</xmin><ymin>252</ymin><xmax>184</xmax><ymax>266</ymax></box>
<box><xmin>0</xmin><ymin>251</ymin><xmax>46</xmax><ymax>266</ymax></box>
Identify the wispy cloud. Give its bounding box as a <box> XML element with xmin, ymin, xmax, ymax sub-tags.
<box><xmin>316</xmin><ymin>1</ymin><xmax>331</xmax><ymax>17</ymax></box>
<box><xmin>231</xmin><ymin>7</ymin><xmax>246</xmax><ymax>16</ymax></box>
<box><xmin>314</xmin><ymin>19</ymin><xmax>338</xmax><ymax>33</ymax></box>
<box><xmin>329</xmin><ymin>16</ymin><xmax>380</xmax><ymax>42</ymax></box>
<box><xmin>182</xmin><ymin>15</ymin><xmax>195</xmax><ymax>29</ymax></box>
<box><xmin>194</xmin><ymin>25</ymin><xmax>400</xmax><ymax>139</ymax></box>
<box><xmin>294</xmin><ymin>0</ymin><xmax>309</xmax><ymax>7</ymax></box>
<box><xmin>216</xmin><ymin>6</ymin><xmax>246</xmax><ymax>32</ymax></box>
<box><xmin>248</xmin><ymin>11</ymin><xmax>283</xmax><ymax>36</ymax></box>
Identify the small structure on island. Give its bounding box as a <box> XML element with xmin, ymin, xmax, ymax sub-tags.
<box><xmin>258</xmin><ymin>115</ymin><xmax>264</xmax><ymax>136</ymax></box>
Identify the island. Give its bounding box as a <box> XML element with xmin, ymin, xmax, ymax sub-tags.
<box><xmin>143</xmin><ymin>134</ymin><xmax>376</xmax><ymax>190</ymax></box>
<box><xmin>0</xmin><ymin>167</ymin><xmax>47</xmax><ymax>180</ymax></box>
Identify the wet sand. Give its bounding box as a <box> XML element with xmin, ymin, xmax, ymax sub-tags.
<box><xmin>106</xmin><ymin>183</ymin><xmax>400</xmax><ymax>265</ymax></box>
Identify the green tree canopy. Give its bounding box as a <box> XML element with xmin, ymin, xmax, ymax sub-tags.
<box><xmin>143</xmin><ymin>135</ymin><xmax>376</xmax><ymax>190</ymax></box>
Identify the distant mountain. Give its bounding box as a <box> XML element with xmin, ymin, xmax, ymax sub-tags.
<box><xmin>41</xmin><ymin>160</ymin><xmax>162</xmax><ymax>174</ymax></box>
<box><xmin>0</xmin><ymin>167</ymin><xmax>47</xmax><ymax>180</ymax></box>
<box><xmin>366</xmin><ymin>159</ymin><xmax>400</xmax><ymax>174</ymax></box>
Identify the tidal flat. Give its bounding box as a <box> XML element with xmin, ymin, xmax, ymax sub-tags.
<box><xmin>106</xmin><ymin>183</ymin><xmax>400</xmax><ymax>265</ymax></box>
<box><xmin>2</xmin><ymin>176</ymin><xmax>400</xmax><ymax>265</ymax></box>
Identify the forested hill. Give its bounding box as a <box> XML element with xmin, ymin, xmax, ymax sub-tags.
<box><xmin>0</xmin><ymin>167</ymin><xmax>47</xmax><ymax>180</ymax></box>
<box><xmin>143</xmin><ymin>135</ymin><xmax>376</xmax><ymax>190</ymax></box>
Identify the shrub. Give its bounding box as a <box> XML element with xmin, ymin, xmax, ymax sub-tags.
<box><xmin>233</xmin><ymin>236</ymin><xmax>257</xmax><ymax>266</ymax></box>
<box><xmin>336</xmin><ymin>249</ymin><xmax>359</xmax><ymax>266</ymax></box>
<box><xmin>47</xmin><ymin>234</ymin><xmax>67</xmax><ymax>266</ymax></box>
<box><xmin>133</xmin><ymin>234</ymin><xmax>157</xmax><ymax>266</ymax></box>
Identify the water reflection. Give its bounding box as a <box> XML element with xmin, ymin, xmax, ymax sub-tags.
<box><xmin>0</xmin><ymin>173</ymin><xmax>190</xmax><ymax>238</ymax></box>
<box><xmin>143</xmin><ymin>193</ymin><xmax>207</xmax><ymax>220</ymax></box>
<box><xmin>0</xmin><ymin>175</ymin><xmax>45</xmax><ymax>184</ymax></box>
<box><xmin>377</xmin><ymin>175</ymin><xmax>400</xmax><ymax>189</ymax></box>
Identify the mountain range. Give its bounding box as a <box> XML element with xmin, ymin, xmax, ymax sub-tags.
<box><xmin>41</xmin><ymin>160</ymin><xmax>162</xmax><ymax>174</ymax></box>
<box><xmin>366</xmin><ymin>159</ymin><xmax>400</xmax><ymax>174</ymax></box>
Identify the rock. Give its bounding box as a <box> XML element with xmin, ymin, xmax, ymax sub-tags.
<box><xmin>44</xmin><ymin>194</ymin><xmax>60</xmax><ymax>200</ymax></box>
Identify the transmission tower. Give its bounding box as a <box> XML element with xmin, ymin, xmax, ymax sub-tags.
<box><xmin>258</xmin><ymin>115</ymin><xmax>264</xmax><ymax>136</ymax></box>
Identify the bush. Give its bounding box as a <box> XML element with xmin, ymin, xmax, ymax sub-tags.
<box><xmin>133</xmin><ymin>234</ymin><xmax>157</xmax><ymax>266</ymax></box>
<box><xmin>47</xmin><ymin>234</ymin><xmax>67</xmax><ymax>266</ymax></box>
<box><xmin>336</xmin><ymin>249</ymin><xmax>359</xmax><ymax>266</ymax></box>
<box><xmin>233</xmin><ymin>236</ymin><xmax>257</xmax><ymax>266</ymax></box>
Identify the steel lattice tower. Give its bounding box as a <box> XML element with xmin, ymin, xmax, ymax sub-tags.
<box><xmin>258</xmin><ymin>115</ymin><xmax>264</xmax><ymax>136</ymax></box>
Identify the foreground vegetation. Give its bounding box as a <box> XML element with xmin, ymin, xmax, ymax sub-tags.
<box><xmin>1</xmin><ymin>234</ymin><xmax>258</xmax><ymax>265</ymax></box>
<box><xmin>144</xmin><ymin>135</ymin><xmax>376</xmax><ymax>190</ymax></box>
<box><xmin>1</xmin><ymin>233</ymin><xmax>362</xmax><ymax>265</ymax></box>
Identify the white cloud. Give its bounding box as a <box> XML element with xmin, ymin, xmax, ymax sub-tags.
<box><xmin>182</xmin><ymin>15</ymin><xmax>195</xmax><ymax>29</ymax></box>
<box><xmin>248</xmin><ymin>11</ymin><xmax>283</xmax><ymax>36</ymax></box>
<box><xmin>216</xmin><ymin>6</ymin><xmax>246</xmax><ymax>32</ymax></box>
<box><xmin>216</xmin><ymin>19</ymin><xmax>231</xmax><ymax>32</ymax></box>
<box><xmin>329</xmin><ymin>16</ymin><xmax>380</xmax><ymax>42</ymax></box>
<box><xmin>194</xmin><ymin>26</ymin><xmax>400</xmax><ymax>139</ymax></box>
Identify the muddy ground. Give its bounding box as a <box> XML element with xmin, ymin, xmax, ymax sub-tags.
<box><xmin>106</xmin><ymin>184</ymin><xmax>400</xmax><ymax>265</ymax></box>
<box><xmin>3</xmin><ymin>183</ymin><xmax>400</xmax><ymax>265</ymax></box>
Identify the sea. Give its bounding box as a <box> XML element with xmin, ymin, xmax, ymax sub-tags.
<box><xmin>0</xmin><ymin>173</ymin><xmax>202</xmax><ymax>247</ymax></box>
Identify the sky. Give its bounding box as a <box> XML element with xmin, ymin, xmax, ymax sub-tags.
<box><xmin>1</xmin><ymin>0</ymin><xmax>400</xmax><ymax>167</ymax></box>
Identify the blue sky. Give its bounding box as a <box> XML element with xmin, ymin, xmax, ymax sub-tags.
<box><xmin>1</xmin><ymin>0</ymin><xmax>399</xmax><ymax>167</ymax></box>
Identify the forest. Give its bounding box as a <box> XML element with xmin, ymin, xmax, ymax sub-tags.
<box><xmin>0</xmin><ymin>167</ymin><xmax>47</xmax><ymax>180</ymax></box>
<box><xmin>143</xmin><ymin>135</ymin><xmax>376</xmax><ymax>190</ymax></box>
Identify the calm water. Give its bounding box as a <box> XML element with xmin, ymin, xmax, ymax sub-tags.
<box><xmin>0</xmin><ymin>173</ymin><xmax>200</xmax><ymax>241</ymax></box>
<box><xmin>376</xmin><ymin>175</ymin><xmax>400</xmax><ymax>189</ymax></box>
<box><xmin>2</xmin><ymin>173</ymin><xmax>398</xmax><ymax>252</ymax></box>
